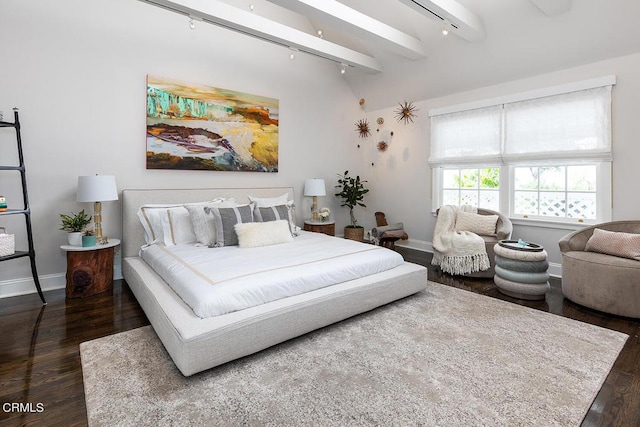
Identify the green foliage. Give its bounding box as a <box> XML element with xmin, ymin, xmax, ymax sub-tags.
<box><xmin>453</xmin><ymin>168</ymin><xmax>500</xmax><ymax>189</ymax></box>
<box><xmin>59</xmin><ymin>210</ymin><xmax>92</xmax><ymax>232</ymax></box>
<box><xmin>335</xmin><ymin>170</ymin><xmax>369</xmax><ymax>227</ymax></box>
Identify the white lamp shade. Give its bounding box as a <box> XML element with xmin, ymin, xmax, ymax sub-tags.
<box><xmin>304</xmin><ymin>179</ymin><xmax>326</xmax><ymax>197</ymax></box>
<box><xmin>76</xmin><ymin>175</ymin><xmax>118</xmax><ymax>202</ymax></box>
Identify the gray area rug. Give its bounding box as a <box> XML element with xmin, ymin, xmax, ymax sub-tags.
<box><xmin>80</xmin><ymin>282</ymin><xmax>627</xmax><ymax>426</ymax></box>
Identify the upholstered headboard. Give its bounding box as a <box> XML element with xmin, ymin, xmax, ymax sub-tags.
<box><xmin>121</xmin><ymin>187</ymin><xmax>295</xmax><ymax>258</ymax></box>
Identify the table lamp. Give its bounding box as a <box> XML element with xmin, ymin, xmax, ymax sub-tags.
<box><xmin>77</xmin><ymin>175</ymin><xmax>118</xmax><ymax>244</ymax></box>
<box><xmin>304</xmin><ymin>178</ymin><xmax>326</xmax><ymax>222</ymax></box>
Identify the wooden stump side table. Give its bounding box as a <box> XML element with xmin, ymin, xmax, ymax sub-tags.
<box><xmin>303</xmin><ymin>220</ymin><xmax>335</xmax><ymax>236</ymax></box>
<box><xmin>60</xmin><ymin>239</ymin><xmax>120</xmax><ymax>299</ymax></box>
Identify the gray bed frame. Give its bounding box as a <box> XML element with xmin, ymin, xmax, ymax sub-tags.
<box><xmin>122</xmin><ymin>187</ymin><xmax>428</xmax><ymax>376</ymax></box>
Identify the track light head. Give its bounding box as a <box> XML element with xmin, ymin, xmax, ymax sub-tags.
<box><xmin>442</xmin><ymin>20</ymin><xmax>450</xmax><ymax>36</ymax></box>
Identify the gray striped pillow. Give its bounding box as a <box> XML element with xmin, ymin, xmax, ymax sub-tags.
<box><xmin>254</xmin><ymin>203</ymin><xmax>297</xmax><ymax>235</ymax></box>
<box><xmin>204</xmin><ymin>204</ymin><xmax>254</xmax><ymax>247</ymax></box>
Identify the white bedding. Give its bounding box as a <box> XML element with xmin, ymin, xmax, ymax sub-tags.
<box><xmin>140</xmin><ymin>231</ymin><xmax>404</xmax><ymax>318</ymax></box>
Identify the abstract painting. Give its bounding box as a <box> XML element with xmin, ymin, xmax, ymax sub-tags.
<box><xmin>146</xmin><ymin>75</ymin><xmax>279</xmax><ymax>172</ymax></box>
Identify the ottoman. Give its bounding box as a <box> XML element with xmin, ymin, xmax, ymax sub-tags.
<box><xmin>494</xmin><ymin>240</ymin><xmax>550</xmax><ymax>300</ymax></box>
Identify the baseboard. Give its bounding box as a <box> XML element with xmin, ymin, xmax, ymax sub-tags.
<box><xmin>0</xmin><ymin>273</ymin><xmax>66</xmax><ymax>299</ymax></box>
<box><xmin>0</xmin><ymin>268</ymin><xmax>124</xmax><ymax>299</ymax></box>
<box><xmin>396</xmin><ymin>239</ymin><xmax>432</xmax><ymax>253</ymax></box>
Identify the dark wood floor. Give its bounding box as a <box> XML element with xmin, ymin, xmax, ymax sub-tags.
<box><xmin>1</xmin><ymin>248</ymin><xmax>639</xmax><ymax>426</ymax></box>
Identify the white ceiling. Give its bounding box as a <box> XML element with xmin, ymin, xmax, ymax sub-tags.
<box><xmin>214</xmin><ymin>0</ymin><xmax>640</xmax><ymax>110</ymax></box>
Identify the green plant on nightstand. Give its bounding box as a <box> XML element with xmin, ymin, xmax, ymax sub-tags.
<box><xmin>60</xmin><ymin>210</ymin><xmax>92</xmax><ymax>246</ymax></box>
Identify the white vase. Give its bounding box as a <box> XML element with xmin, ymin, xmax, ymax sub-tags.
<box><xmin>67</xmin><ymin>232</ymin><xmax>83</xmax><ymax>246</ymax></box>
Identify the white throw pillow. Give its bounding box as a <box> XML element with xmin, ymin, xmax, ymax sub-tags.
<box><xmin>235</xmin><ymin>220</ymin><xmax>294</xmax><ymax>248</ymax></box>
<box><xmin>160</xmin><ymin>207</ymin><xmax>196</xmax><ymax>246</ymax></box>
<box><xmin>184</xmin><ymin>198</ymin><xmax>237</xmax><ymax>246</ymax></box>
<box><xmin>137</xmin><ymin>204</ymin><xmax>183</xmax><ymax>244</ymax></box>
<box><xmin>247</xmin><ymin>193</ymin><xmax>289</xmax><ymax>207</ymax></box>
<box><xmin>455</xmin><ymin>211</ymin><xmax>499</xmax><ymax>236</ymax></box>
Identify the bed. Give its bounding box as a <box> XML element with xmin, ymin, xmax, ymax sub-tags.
<box><xmin>122</xmin><ymin>187</ymin><xmax>428</xmax><ymax>376</ymax></box>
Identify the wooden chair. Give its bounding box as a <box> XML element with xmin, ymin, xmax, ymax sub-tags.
<box><xmin>371</xmin><ymin>212</ymin><xmax>408</xmax><ymax>250</ymax></box>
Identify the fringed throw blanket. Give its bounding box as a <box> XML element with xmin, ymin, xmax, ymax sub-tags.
<box><xmin>432</xmin><ymin>205</ymin><xmax>490</xmax><ymax>275</ymax></box>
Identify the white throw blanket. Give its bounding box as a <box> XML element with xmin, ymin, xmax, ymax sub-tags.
<box><xmin>432</xmin><ymin>205</ymin><xmax>490</xmax><ymax>275</ymax></box>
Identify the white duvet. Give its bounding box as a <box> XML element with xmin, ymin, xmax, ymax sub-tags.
<box><xmin>140</xmin><ymin>231</ymin><xmax>404</xmax><ymax>318</ymax></box>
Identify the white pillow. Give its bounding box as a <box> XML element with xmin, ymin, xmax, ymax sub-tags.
<box><xmin>184</xmin><ymin>198</ymin><xmax>237</xmax><ymax>246</ymax></box>
<box><xmin>455</xmin><ymin>211</ymin><xmax>499</xmax><ymax>236</ymax></box>
<box><xmin>248</xmin><ymin>193</ymin><xmax>289</xmax><ymax>207</ymax></box>
<box><xmin>160</xmin><ymin>207</ymin><xmax>196</xmax><ymax>246</ymax></box>
<box><xmin>235</xmin><ymin>220</ymin><xmax>293</xmax><ymax>248</ymax></box>
<box><xmin>137</xmin><ymin>204</ymin><xmax>183</xmax><ymax>244</ymax></box>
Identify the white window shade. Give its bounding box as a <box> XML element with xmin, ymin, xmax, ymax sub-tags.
<box><xmin>503</xmin><ymin>86</ymin><xmax>612</xmax><ymax>163</ymax></box>
<box><xmin>429</xmin><ymin>105</ymin><xmax>502</xmax><ymax>166</ymax></box>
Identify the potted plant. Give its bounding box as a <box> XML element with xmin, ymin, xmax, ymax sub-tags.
<box><xmin>335</xmin><ymin>170</ymin><xmax>369</xmax><ymax>241</ymax></box>
<box><xmin>82</xmin><ymin>228</ymin><xmax>97</xmax><ymax>247</ymax></box>
<box><xmin>60</xmin><ymin>210</ymin><xmax>92</xmax><ymax>246</ymax></box>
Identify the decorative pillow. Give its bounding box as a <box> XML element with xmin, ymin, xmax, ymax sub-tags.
<box><xmin>160</xmin><ymin>207</ymin><xmax>196</xmax><ymax>246</ymax></box>
<box><xmin>137</xmin><ymin>204</ymin><xmax>183</xmax><ymax>244</ymax></box>
<box><xmin>454</xmin><ymin>211</ymin><xmax>499</xmax><ymax>236</ymax></box>
<box><xmin>249</xmin><ymin>195</ymin><xmax>298</xmax><ymax>236</ymax></box>
<box><xmin>235</xmin><ymin>220</ymin><xmax>294</xmax><ymax>248</ymax></box>
<box><xmin>253</xmin><ymin>204</ymin><xmax>296</xmax><ymax>235</ymax></box>
<box><xmin>247</xmin><ymin>193</ymin><xmax>289</xmax><ymax>207</ymax></box>
<box><xmin>184</xmin><ymin>198</ymin><xmax>237</xmax><ymax>246</ymax></box>
<box><xmin>585</xmin><ymin>228</ymin><xmax>640</xmax><ymax>261</ymax></box>
<box><xmin>205</xmin><ymin>204</ymin><xmax>254</xmax><ymax>247</ymax></box>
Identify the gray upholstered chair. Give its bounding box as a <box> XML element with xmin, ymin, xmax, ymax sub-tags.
<box><xmin>559</xmin><ymin>221</ymin><xmax>640</xmax><ymax>318</ymax></box>
<box><xmin>434</xmin><ymin>207</ymin><xmax>513</xmax><ymax>278</ymax></box>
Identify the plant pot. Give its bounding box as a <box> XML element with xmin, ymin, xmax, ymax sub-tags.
<box><xmin>344</xmin><ymin>226</ymin><xmax>365</xmax><ymax>242</ymax></box>
<box><xmin>82</xmin><ymin>235</ymin><xmax>97</xmax><ymax>247</ymax></box>
<box><xmin>67</xmin><ymin>232</ymin><xmax>83</xmax><ymax>246</ymax></box>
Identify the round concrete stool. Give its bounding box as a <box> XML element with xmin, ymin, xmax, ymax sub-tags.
<box><xmin>493</xmin><ymin>240</ymin><xmax>550</xmax><ymax>300</ymax></box>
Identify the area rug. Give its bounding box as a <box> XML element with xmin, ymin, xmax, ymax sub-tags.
<box><xmin>80</xmin><ymin>282</ymin><xmax>627</xmax><ymax>426</ymax></box>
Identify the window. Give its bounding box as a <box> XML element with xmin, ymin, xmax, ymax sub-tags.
<box><xmin>429</xmin><ymin>77</ymin><xmax>614</xmax><ymax>225</ymax></box>
<box><xmin>442</xmin><ymin>167</ymin><xmax>500</xmax><ymax>211</ymax></box>
<box><xmin>512</xmin><ymin>165</ymin><xmax>597</xmax><ymax>221</ymax></box>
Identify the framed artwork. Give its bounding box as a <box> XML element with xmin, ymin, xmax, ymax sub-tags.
<box><xmin>146</xmin><ymin>75</ymin><xmax>279</xmax><ymax>172</ymax></box>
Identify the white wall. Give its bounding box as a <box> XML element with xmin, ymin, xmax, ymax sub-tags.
<box><xmin>0</xmin><ymin>0</ymin><xmax>363</xmax><ymax>297</ymax></box>
<box><xmin>359</xmin><ymin>52</ymin><xmax>640</xmax><ymax>274</ymax></box>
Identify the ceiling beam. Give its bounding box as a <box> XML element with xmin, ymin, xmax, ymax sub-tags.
<box><xmin>397</xmin><ymin>0</ymin><xmax>485</xmax><ymax>42</ymax></box>
<box><xmin>138</xmin><ymin>0</ymin><xmax>383</xmax><ymax>73</ymax></box>
<box><xmin>530</xmin><ymin>0</ymin><xmax>572</xmax><ymax>16</ymax></box>
<box><xmin>267</xmin><ymin>0</ymin><xmax>426</xmax><ymax>60</ymax></box>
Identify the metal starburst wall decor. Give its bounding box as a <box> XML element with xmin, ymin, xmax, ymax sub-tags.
<box><xmin>355</xmin><ymin>118</ymin><xmax>371</xmax><ymax>138</ymax></box>
<box><xmin>394</xmin><ymin>101</ymin><xmax>418</xmax><ymax>124</ymax></box>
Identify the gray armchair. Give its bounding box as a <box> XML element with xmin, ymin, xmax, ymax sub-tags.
<box><xmin>434</xmin><ymin>207</ymin><xmax>513</xmax><ymax>278</ymax></box>
<box><xmin>464</xmin><ymin>208</ymin><xmax>513</xmax><ymax>278</ymax></box>
<box><xmin>559</xmin><ymin>221</ymin><xmax>640</xmax><ymax>318</ymax></box>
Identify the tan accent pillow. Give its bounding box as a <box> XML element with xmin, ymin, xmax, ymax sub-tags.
<box><xmin>455</xmin><ymin>211</ymin><xmax>499</xmax><ymax>236</ymax></box>
<box><xmin>585</xmin><ymin>228</ymin><xmax>640</xmax><ymax>261</ymax></box>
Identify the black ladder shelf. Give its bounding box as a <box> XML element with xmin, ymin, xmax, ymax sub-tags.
<box><xmin>0</xmin><ymin>108</ymin><xmax>46</xmax><ymax>304</ymax></box>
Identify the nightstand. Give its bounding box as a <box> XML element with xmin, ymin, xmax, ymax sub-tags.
<box><xmin>60</xmin><ymin>239</ymin><xmax>120</xmax><ymax>299</ymax></box>
<box><xmin>303</xmin><ymin>220</ymin><xmax>335</xmax><ymax>236</ymax></box>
